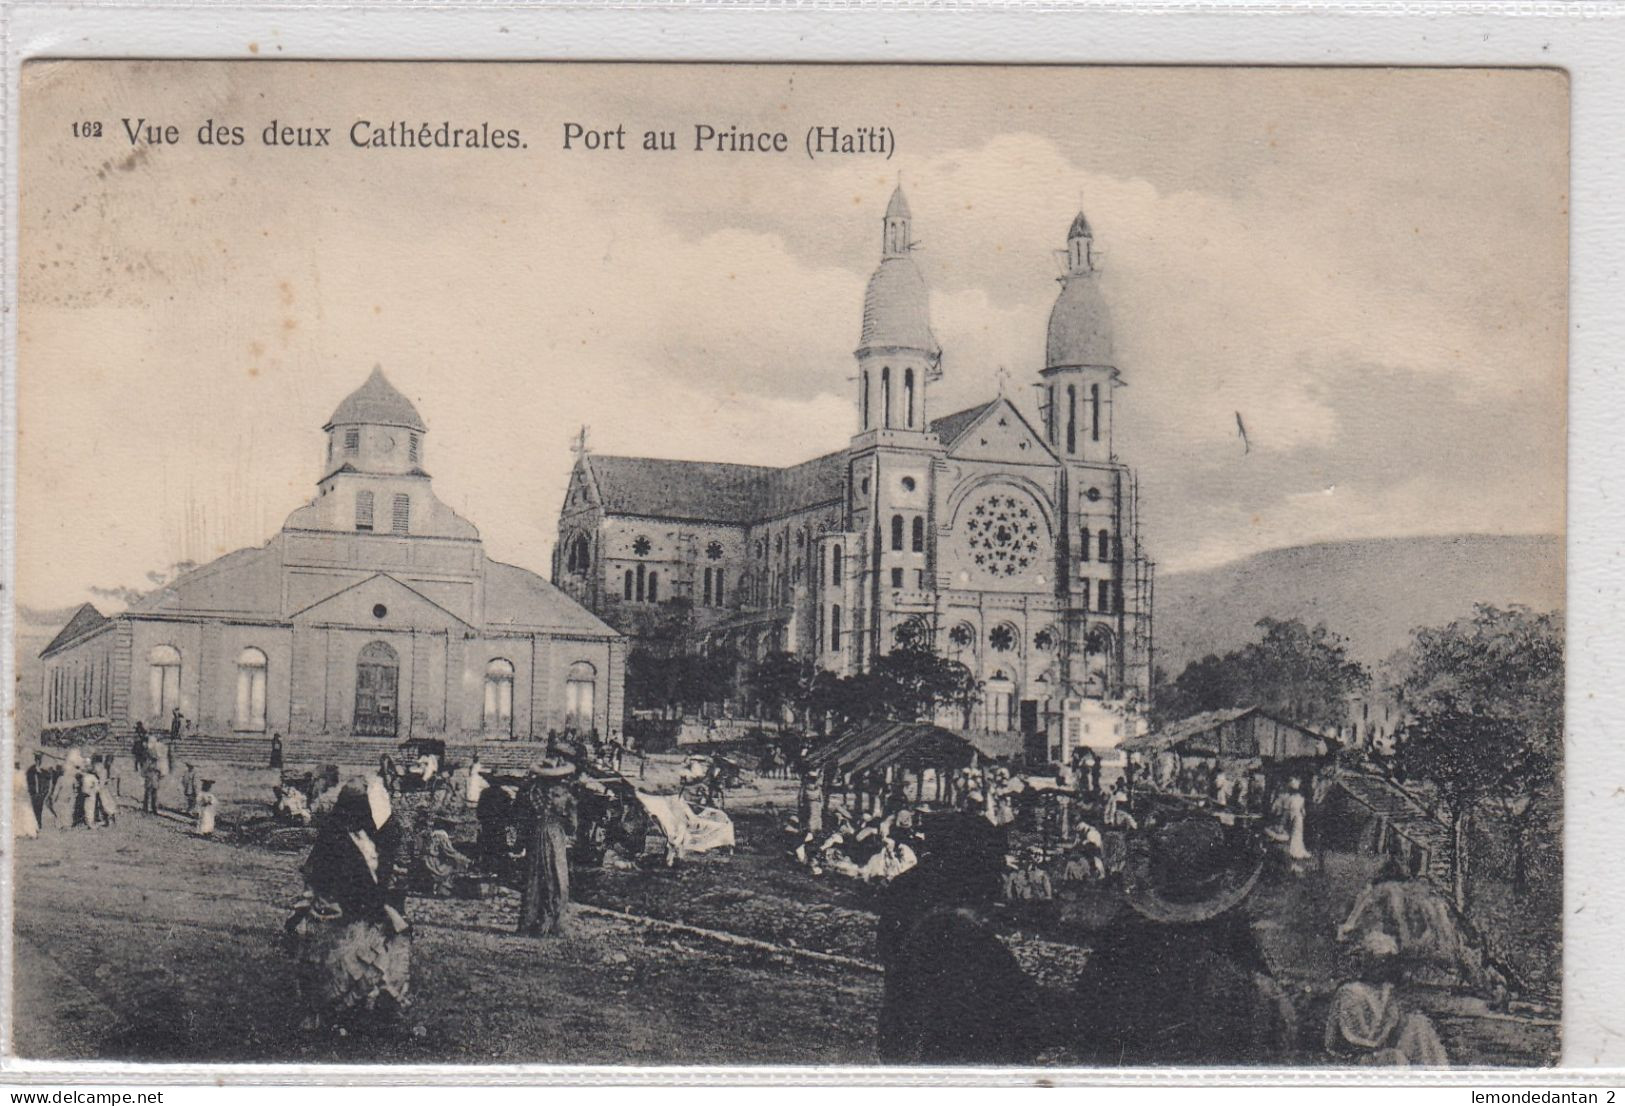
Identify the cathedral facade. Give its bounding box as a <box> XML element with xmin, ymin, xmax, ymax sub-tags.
<box><xmin>42</xmin><ymin>369</ymin><xmax>624</xmax><ymax>746</ymax></box>
<box><xmin>554</xmin><ymin>188</ymin><xmax>1152</xmax><ymax>759</ymax></box>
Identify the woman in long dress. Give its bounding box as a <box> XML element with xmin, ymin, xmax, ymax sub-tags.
<box><xmin>13</xmin><ymin>761</ymin><xmax>38</xmax><ymax>838</ymax></box>
<box><xmin>284</xmin><ymin>777</ymin><xmax>412</xmax><ymax>1033</ymax></box>
<box><xmin>516</xmin><ymin>764</ymin><xmax>576</xmax><ymax>937</ymax></box>
<box><xmin>1271</xmin><ymin>776</ymin><xmax>1313</xmax><ymax>861</ymax></box>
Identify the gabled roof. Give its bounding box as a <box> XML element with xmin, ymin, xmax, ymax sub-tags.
<box><xmin>585</xmin><ymin>450</ymin><xmax>844</xmax><ymax>526</ymax></box>
<box><xmin>483</xmin><ymin>558</ymin><xmax>621</xmax><ymax>638</ymax></box>
<box><xmin>1125</xmin><ymin>706</ymin><xmax>1338</xmax><ymax>759</ymax></box>
<box><xmin>929</xmin><ymin>402</ymin><xmax>993</xmax><ymax>447</ymax></box>
<box><xmin>41</xmin><ymin>603</ymin><xmax>109</xmax><ymax>657</ymax></box>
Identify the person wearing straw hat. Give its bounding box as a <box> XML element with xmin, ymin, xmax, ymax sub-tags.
<box><xmin>516</xmin><ymin>761</ymin><xmax>577</xmax><ymax>937</ymax></box>
<box><xmin>1071</xmin><ymin>817</ymin><xmax>1296</xmax><ymax>1066</ymax></box>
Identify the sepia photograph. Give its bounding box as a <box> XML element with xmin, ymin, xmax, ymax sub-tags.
<box><xmin>9</xmin><ymin>60</ymin><xmax>1567</xmax><ymax>1069</ymax></box>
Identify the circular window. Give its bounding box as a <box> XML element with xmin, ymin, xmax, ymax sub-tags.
<box><xmin>706</xmin><ymin>541</ymin><xmax>724</xmax><ymax>561</ymax></box>
<box><xmin>949</xmin><ymin>624</ymin><xmax>976</xmax><ymax>649</ymax></box>
<box><xmin>372</xmin><ymin>604</ymin><xmax>388</xmax><ymax>619</ymax></box>
<box><xmin>632</xmin><ymin>536</ymin><xmax>652</xmax><ymax>557</ymax></box>
<box><xmin>989</xmin><ymin>625</ymin><xmax>1017</xmax><ymax>652</ymax></box>
<box><xmin>901</xmin><ymin>476</ymin><xmax>917</xmax><ymax>492</ymax></box>
<box><xmin>956</xmin><ymin>489</ymin><xmax>1049</xmax><ymax>582</ymax></box>
<box><xmin>1085</xmin><ymin>486</ymin><xmax>1103</xmax><ymax>503</ymax></box>
<box><xmin>1035</xmin><ymin>629</ymin><xmax>1056</xmax><ymax>652</ymax></box>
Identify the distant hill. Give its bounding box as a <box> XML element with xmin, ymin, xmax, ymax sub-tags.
<box><xmin>1153</xmin><ymin>534</ymin><xmax>1563</xmax><ymax>676</ymax></box>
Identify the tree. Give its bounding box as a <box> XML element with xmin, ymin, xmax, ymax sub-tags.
<box><xmin>1153</xmin><ymin>616</ymin><xmax>1370</xmax><ymax>729</ymax></box>
<box><xmin>745</xmin><ymin>651</ymin><xmax>819</xmax><ymax>725</ymax></box>
<box><xmin>1390</xmin><ymin>605</ymin><xmax>1563</xmax><ymax>908</ymax></box>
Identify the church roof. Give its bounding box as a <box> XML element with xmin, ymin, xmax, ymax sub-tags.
<box><xmin>1068</xmin><ymin>210</ymin><xmax>1093</xmax><ymax>241</ymax></box>
<box><xmin>1046</xmin><ymin>272</ymin><xmax>1115</xmax><ymax>369</ymax></box>
<box><xmin>40</xmin><ymin>603</ymin><xmax>109</xmax><ymax>657</ymax></box>
<box><xmin>127</xmin><ymin>545</ymin><xmax>285</xmax><ymax>619</ymax></box>
<box><xmin>324</xmin><ymin>366</ymin><xmax>427</xmax><ymax>432</ymax></box>
<box><xmin>885</xmin><ymin>185</ymin><xmax>911</xmax><ymax>221</ymax></box>
<box><xmin>929</xmin><ymin>402</ymin><xmax>994</xmax><ymax>446</ymax></box>
<box><xmin>859</xmin><ymin>257</ymin><xmax>939</xmax><ymax>355</ymax></box>
<box><xmin>586</xmin><ymin>450</ymin><xmax>846</xmax><ymax>525</ymax></box>
<box><xmin>483</xmin><ymin>558</ymin><xmax>620</xmax><ymax>637</ymax></box>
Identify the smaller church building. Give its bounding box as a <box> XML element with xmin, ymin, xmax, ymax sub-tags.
<box><xmin>40</xmin><ymin>368</ymin><xmax>625</xmax><ymax>747</ymax></box>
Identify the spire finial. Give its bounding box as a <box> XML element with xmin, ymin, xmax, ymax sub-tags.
<box><xmin>571</xmin><ymin>424</ymin><xmax>591</xmax><ymax>458</ymax></box>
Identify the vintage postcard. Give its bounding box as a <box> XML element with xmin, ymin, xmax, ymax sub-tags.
<box><xmin>9</xmin><ymin>60</ymin><xmax>1567</xmax><ymax>1069</ymax></box>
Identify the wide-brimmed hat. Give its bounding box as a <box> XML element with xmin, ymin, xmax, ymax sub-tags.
<box><xmin>1122</xmin><ymin>816</ymin><xmax>1263</xmax><ymax>924</ymax></box>
<box><xmin>528</xmin><ymin>760</ymin><xmax>573</xmax><ymax>779</ymax></box>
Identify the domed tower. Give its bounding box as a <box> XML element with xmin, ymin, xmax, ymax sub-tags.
<box><xmin>854</xmin><ymin>185</ymin><xmax>940</xmax><ymax>436</ymax></box>
<box><xmin>1041</xmin><ymin>211</ymin><xmax>1118</xmax><ymax>464</ymax></box>
<box><xmin>286</xmin><ymin>364</ymin><xmax>475</xmax><ymax>541</ymax></box>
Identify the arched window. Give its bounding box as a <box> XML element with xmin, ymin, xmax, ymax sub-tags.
<box><xmin>830</xmin><ymin>605</ymin><xmax>843</xmax><ymax>651</ymax></box>
<box><xmin>911</xmin><ymin>516</ymin><xmax>925</xmax><ymax>553</ymax></box>
<box><xmin>391</xmin><ymin>493</ymin><xmax>411</xmax><ymax>534</ymax></box>
<box><xmin>891</xmin><ymin>514</ymin><xmax>905</xmax><ymax>551</ymax></box>
<box><xmin>148</xmin><ymin>644</ymin><xmax>181</xmax><ymax>721</ymax></box>
<box><xmin>832</xmin><ymin>545</ymin><xmax>844</xmax><ymax>585</ymax></box>
<box><xmin>1067</xmin><ymin>385</ymin><xmax>1078</xmax><ymax>454</ymax></box>
<box><xmin>565</xmin><ymin>661</ymin><xmax>596</xmax><ymax>731</ymax></box>
<box><xmin>1046</xmin><ymin>385</ymin><xmax>1056</xmax><ymax>442</ymax></box>
<box><xmin>1080</xmin><ymin>527</ymin><xmax>1091</xmax><ymax>562</ymax></box>
<box><xmin>355</xmin><ymin>490</ymin><xmax>375</xmax><ymax>531</ymax></box>
<box><xmin>1098</xmin><ymin>580</ymin><xmax>1112</xmax><ymax>614</ymax></box>
<box><xmin>568</xmin><ymin>534</ymin><xmax>591</xmax><ymax>575</ymax></box>
<box><xmin>703</xmin><ymin>566</ymin><xmax>713</xmax><ymax>606</ymax></box>
<box><xmin>904</xmin><ymin>368</ymin><xmax>916</xmax><ymax>427</ymax></box>
<box><xmin>882</xmin><ymin>367</ymin><xmax>892</xmax><ymax>428</ymax></box>
<box><xmin>1090</xmin><ymin>383</ymin><xmax>1102</xmax><ymax>442</ymax></box>
<box><xmin>860</xmin><ymin>370</ymin><xmax>870</xmax><ymax>429</ymax></box>
<box><xmin>1098</xmin><ymin>528</ymin><xmax>1111</xmax><ymax>562</ymax></box>
<box><xmin>715</xmin><ymin>569</ymin><xmax>725</xmax><ymax>606</ymax></box>
<box><xmin>636</xmin><ymin>564</ymin><xmax>646</xmax><ymax>602</ymax></box>
<box><xmin>235</xmin><ymin>647</ymin><xmax>268</xmax><ymax>732</ymax></box>
<box><xmin>1079</xmin><ymin>579</ymin><xmax>1090</xmax><ymax>610</ymax></box>
<box><xmin>648</xmin><ymin>570</ymin><xmax>659</xmax><ymax>603</ymax></box>
<box><xmin>624</xmin><ymin>569</ymin><xmax>634</xmax><ymax>600</ymax></box>
<box><xmin>484</xmin><ymin>658</ymin><xmax>515</xmax><ymax>735</ymax></box>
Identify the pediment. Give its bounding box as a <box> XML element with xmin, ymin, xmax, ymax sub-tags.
<box><xmin>945</xmin><ymin>397</ymin><xmax>1057</xmax><ymax>465</ymax></box>
<box><xmin>291</xmin><ymin>572</ymin><xmax>472</xmax><ymax>632</ymax></box>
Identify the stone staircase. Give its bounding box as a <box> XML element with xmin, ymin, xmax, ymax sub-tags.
<box><xmin>162</xmin><ymin>734</ymin><xmax>554</xmax><ymax>776</ymax></box>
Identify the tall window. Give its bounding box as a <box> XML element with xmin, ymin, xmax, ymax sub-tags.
<box><xmin>832</xmin><ymin>546</ymin><xmax>844</xmax><ymax>585</ymax></box>
<box><xmin>891</xmin><ymin>567</ymin><xmax>904</xmax><ymax>588</ymax></box>
<box><xmin>1098</xmin><ymin>528</ymin><xmax>1111</xmax><ymax>562</ymax></box>
<box><xmin>235</xmin><ymin>647</ymin><xmax>268</xmax><ymax>732</ymax></box>
<box><xmin>636</xmin><ymin>564</ymin><xmax>646</xmax><ymax>602</ymax></box>
<box><xmin>1081</xmin><ymin>526</ymin><xmax>1091</xmax><ymax>561</ymax></box>
<box><xmin>648</xmin><ymin>571</ymin><xmax>659</xmax><ymax>603</ymax></box>
<box><xmin>1046</xmin><ymin>385</ymin><xmax>1056</xmax><ymax>442</ymax></box>
<box><xmin>714</xmin><ymin>569</ymin><xmax>724</xmax><ymax>606</ymax></box>
<box><xmin>1080</xmin><ymin>579</ymin><xmax>1090</xmax><ymax>610</ymax></box>
<box><xmin>891</xmin><ymin>514</ymin><xmax>905</xmax><ymax>551</ymax></box>
<box><xmin>484</xmin><ymin>658</ymin><xmax>515</xmax><ymax>735</ymax></box>
<box><xmin>1067</xmin><ymin>385</ymin><xmax>1078</xmax><ymax>454</ymax></box>
<box><xmin>148</xmin><ymin>644</ymin><xmax>181</xmax><ymax>721</ymax></box>
<box><xmin>624</xmin><ymin>570</ymin><xmax>634</xmax><ymax>600</ymax></box>
<box><xmin>911</xmin><ymin>516</ymin><xmax>925</xmax><ymax>553</ymax></box>
<box><xmin>860</xmin><ymin>370</ymin><xmax>870</xmax><ymax>429</ymax></box>
<box><xmin>703</xmin><ymin>566</ymin><xmax>714</xmax><ymax>606</ymax></box>
<box><xmin>392</xmin><ymin>493</ymin><xmax>411</xmax><ymax>534</ymax></box>
<box><xmin>565</xmin><ymin>661</ymin><xmax>596</xmax><ymax>730</ymax></box>
<box><xmin>408</xmin><ymin>433</ymin><xmax>421</xmax><ymax>463</ymax></box>
<box><xmin>830</xmin><ymin>605</ymin><xmax>843</xmax><ymax>650</ymax></box>
<box><xmin>567</xmin><ymin>534</ymin><xmax>591</xmax><ymax>575</ymax></box>
<box><xmin>1098</xmin><ymin>581</ymin><xmax>1112</xmax><ymax>614</ymax></box>
<box><xmin>882</xmin><ymin>367</ymin><xmax>892</xmax><ymax>428</ymax></box>
<box><xmin>1090</xmin><ymin>383</ymin><xmax>1101</xmax><ymax>442</ymax></box>
<box><xmin>904</xmin><ymin>368</ymin><xmax>915</xmax><ymax>427</ymax></box>
<box><xmin>355</xmin><ymin>490</ymin><xmax>375</xmax><ymax>531</ymax></box>
<box><xmin>344</xmin><ymin>428</ymin><xmax>360</xmax><ymax>455</ymax></box>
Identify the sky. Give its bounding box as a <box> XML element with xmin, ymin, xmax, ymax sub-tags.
<box><xmin>16</xmin><ymin>61</ymin><xmax>1568</xmax><ymax>612</ymax></box>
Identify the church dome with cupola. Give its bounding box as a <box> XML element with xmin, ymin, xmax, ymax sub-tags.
<box><xmin>857</xmin><ymin>186</ymin><xmax>940</xmax><ymax>357</ymax></box>
<box><xmin>1045</xmin><ymin>210</ymin><xmax>1115</xmax><ymax>370</ymax></box>
<box><xmin>324</xmin><ymin>364</ymin><xmax>427</xmax><ymax>433</ymax></box>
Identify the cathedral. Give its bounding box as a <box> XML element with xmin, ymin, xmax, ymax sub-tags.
<box><xmin>41</xmin><ymin>368</ymin><xmax>624</xmax><ymax>746</ymax></box>
<box><xmin>554</xmin><ymin>187</ymin><xmax>1153</xmax><ymax>760</ymax></box>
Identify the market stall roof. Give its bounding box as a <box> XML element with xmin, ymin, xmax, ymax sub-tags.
<box><xmin>1123</xmin><ymin>705</ymin><xmax>1339</xmax><ymax>760</ymax></box>
<box><xmin>808</xmin><ymin>721</ymin><xmax>982</xmax><ymax>775</ymax></box>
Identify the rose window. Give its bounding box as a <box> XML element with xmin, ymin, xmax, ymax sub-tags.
<box><xmin>956</xmin><ymin>489</ymin><xmax>1049</xmax><ymax>582</ymax></box>
<box><xmin>988</xmin><ymin>625</ymin><xmax>1017</xmax><ymax>652</ymax></box>
<box><xmin>706</xmin><ymin>541</ymin><xmax>724</xmax><ymax>561</ymax></box>
<box><xmin>632</xmin><ymin>536</ymin><xmax>652</xmax><ymax>557</ymax></box>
